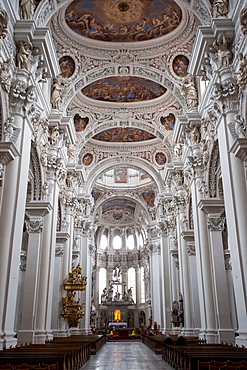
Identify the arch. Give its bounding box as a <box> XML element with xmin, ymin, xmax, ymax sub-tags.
<box><xmin>77</xmin><ymin>118</ymin><xmax>174</xmax><ymax>150</ymax></box>
<box><xmin>84</xmin><ymin>157</ymin><xmax>165</xmax><ymax>194</ymax></box>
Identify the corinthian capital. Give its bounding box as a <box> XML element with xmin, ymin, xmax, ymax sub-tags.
<box><xmin>206</xmin><ymin>215</ymin><xmax>225</xmax><ymax>231</ymax></box>
<box><xmin>25</xmin><ymin>219</ymin><xmax>44</xmax><ymax>233</ymax></box>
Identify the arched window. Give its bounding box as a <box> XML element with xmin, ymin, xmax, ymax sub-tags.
<box><xmin>139</xmin><ymin>233</ymin><xmax>144</xmax><ymax>249</ymax></box>
<box><xmin>100</xmin><ymin>234</ymin><xmax>107</xmax><ymax>250</ymax></box>
<box><xmin>140</xmin><ymin>266</ymin><xmax>145</xmax><ymax>303</ymax></box>
<box><xmin>113</xmin><ymin>235</ymin><xmax>122</xmax><ymax>250</ymax></box>
<box><xmin>127</xmin><ymin>234</ymin><xmax>135</xmax><ymax>250</ymax></box>
<box><xmin>128</xmin><ymin>267</ymin><xmax>136</xmax><ymax>304</ymax></box>
<box><xmin>99</xmin><ymin>268</ymin><xmax>106</xmax><ymax>303</ymax></box>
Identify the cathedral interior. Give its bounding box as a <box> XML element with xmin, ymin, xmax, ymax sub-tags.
<box><xmin>0</xmin><ymin>0</ymin><xmax>247</xmax><ymax>352</ymax></box>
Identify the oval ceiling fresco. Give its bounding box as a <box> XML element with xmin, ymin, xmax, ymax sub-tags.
<box><xmin>65</xmin><ymin>0</ymin><xmax>182</xmax><ymax>42</ymax></box>
<box><xmin>92</xmin><ymin>127</ymin><xmax>156</xmax><ymax>142</ymax></box>
<box><xmin>81</xmin><ymin>76</ymin><xmax>167</xmax><ymax>102</ymax></box>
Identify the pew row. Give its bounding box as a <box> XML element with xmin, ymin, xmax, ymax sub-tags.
<box><xmin>162</xmin><ymin>342</ymin><xmax>247</xmax><ymax>370</ymax></box>
<box><xmin>142</xmin><ymin>334</ymin><xmax>199</xmax><ymax>354</ymax></box>
<box><xmin>0</xmin><ymin>341</ymin><xmax>91</xmax><ymax>369</ymax></box>
<box><xmin>51</xmin><ymin>335</ymin><xmax>107</xmax><ymax>355</ymax></box>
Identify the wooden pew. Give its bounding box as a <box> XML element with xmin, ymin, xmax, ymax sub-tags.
<box><xmin>162</xmin><ymin>342</ymin><xmax>247</xmax><ymax>370</ymax></box>
<box><xmin>52</xmin><ymin>334</ymin><xmax>106</xmax><ymax>355</ymax></box>
<box><xmin>0</xmin><ymin>341</ymin><xmax>91</xmax><ymax>370</ymax></box>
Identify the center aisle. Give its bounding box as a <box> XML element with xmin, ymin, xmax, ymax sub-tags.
<box><xmin>80</xmin><ymin>342</ymin><xmax>174</xmax><ymax>369</ymax></box>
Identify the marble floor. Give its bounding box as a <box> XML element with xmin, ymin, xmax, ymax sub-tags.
<box><xmin>80</xmin><ymin>342</ymin><xmax>174</xmax><ymax>369</ymax></box>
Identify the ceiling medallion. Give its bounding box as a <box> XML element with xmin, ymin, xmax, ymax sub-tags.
<box><xmin>118</xmin><ymin>2</ymin><xmax>130</xmax><ymax>12</ymax></box>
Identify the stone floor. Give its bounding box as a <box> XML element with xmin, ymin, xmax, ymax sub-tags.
<box><xmin>80</xmin><ymin>342</ymin><xmax>174</xmax><ymax>369</ymax></box>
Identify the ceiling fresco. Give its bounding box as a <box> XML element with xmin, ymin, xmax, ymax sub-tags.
<box><xmin>142</xmin><ymin>190</ymin><xmax>155</xmax><ymax>207</ymax></box>
<box><xmin>65</xmin><ymin>0</ymin><xmax>182</xmax><ymax>42</ymax></box>
<box><xmin>92</xmin><ymin>127</ymin><xmax>156</xmax><ymax>142</ymax></box>
<box><xmin>160</xmin><ymin>113</ymin><xmax>175</xmax><ymax>130</ymax></box>
<box><xmin>102</xmin><ymin>198</ymin><xmax>136</xmax><ymax>214</ymax></box>
<box><xmin>81</xmin><ymin>76</ymin><xmax>167</xmax><ymax>102</ymax></box>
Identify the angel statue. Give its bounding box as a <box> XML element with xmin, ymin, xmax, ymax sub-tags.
<box><xmin>51</xmin><ymin>76</ymin><xmax>68</xmax><ymax>111</ymax></box>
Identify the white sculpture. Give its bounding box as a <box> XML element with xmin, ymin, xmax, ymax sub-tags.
<box><xmin>51</xmin><ymin>76</ymin><xmax>68</xmax><ymax>111</ymax></box>
<box><xmin>235</xmin><ymin>114</ymin><xmax>246</xmax><ymax>138</ymax></box>
<box><xmin>20</xmin><ymin>0</ymin><xmax>35</xmax><ymax>20</ymax></box>
<box><xmin>213</xmin><ymin>35</ymin><xmax>233</xmax><ymax>69</ymax></box>
<box><xmin>16</xmin><ymin>42</ymin><xmax>32</xmax><ymax>71</ymax></box>
<box><xmin>179</xmin><ymin>74</ymin><xmax>198</xmax><ymax>109</ymax></box>
<box><xmin>236</xmin><ymin>53</ymin><xmax>247</xmax><ymax>98</ymax></box>
<box><xmin>0</xmin><ymin>58</ymin><xmax>11</xmax><ymax>93</ymax></box>
<box><xmin>211</xmin><ymin>0</ymin><xmax>228</xmax><ymax>18</ymax></box>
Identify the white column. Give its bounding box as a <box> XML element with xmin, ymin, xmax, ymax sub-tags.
<box><xmin>18</xmin><ymin>202</ymin><xmax>51</xmax><ymax>345</ymax></box>
<box><xmin>199</xmin><ymin>199</ymin><xmax>235</xmax><ymax>344</ymax></box>
<box><xmin>51</xmin><ymin>232</ymin><xmax>69</xmax><ymax>337</ymax></box>
<box><xmin>159</xmin><ymin>225</ymin><xmax>172</xmax><ymax>334</ymax></box>
<box><xmin>150</xmin><ymin>243</ymin><xmax>163</xmax><ymax>331</ymax></box>
<box><xmin>0</xmin><ymin>73</ymin><xmax>36</xmax><ymax>349</ymax></box>
<box><xmin>136</xmin><ymin>266</ymin><xmax>141</xmax><ymax>307</ymax></box>
<box><xmin>215</xmin><ymin>69</ymin><xmax>247</xmax><ymax>345</ymax></box>
<box><xmin>190</xmin><ymin>147</ymin><xmax>218</xmax><ymax>343</ymax></box>
<box><xmin>34</xmin><ymin>147</ymin><xmax>61</xmax><ymax>343</ymax></box>
<box><xmin>182</xmin><ymin>231</ymin><xmax>201</xmax><ymax>336</ymax></box>
<box><xmin>174</xmin><ymin>198</ymin><xmax>194</xmax><ymax>336</ymax></box>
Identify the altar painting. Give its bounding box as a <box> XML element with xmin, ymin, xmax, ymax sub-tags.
<box><xmin>102</xmin><ymin>198</ymin><xmax>136</xmax><ymax>215</ymax></box>
<box><xmin>65</xmin><ymin>0</ymin><xmax>182</xmax><ymax>42</ymax></box>
<box><xmin>92</xmin><ymin>127</ymin><xmax>156</xmax><ymax>142</ymax></box>
<box><xmin>81</xmin><ymin>76</ymin><xmax>167</xmax><ymax>102</ymax></box>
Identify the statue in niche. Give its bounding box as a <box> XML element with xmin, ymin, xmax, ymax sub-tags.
<box><xmin>240</xmin><ymin>7</ymin><xmax>247</xmax><ymax>37</ymax></box>
<box><xmin>128</xmin><ymin>287</ymin><xmax>134</xmax><ymax>302</ymax></box>
<box><xmin>173</xmin><ymin>143</ymin><xmax>182</xmax><ymax>158</ymax></box>
<box><xmin>0</xmin><ymin>59</ymin><xmax>11</xmax><ymax>93</ymax></box>
<box><xmin>16</xmin><ymin>42</ymin><xmax>33</xmax><ymax>71</ymax></box>
<box><xmin>51</xmin><ymin>76</ymin><xmax>68</xmax><ymax>111</ymax></box>
<box><xmin>20</xmin><ymin>0</ymin><xmax>35</xmax><ymax>20</ymax></box>
<box><xmin>128</xmin><ymin>311</ymin><xmax>134</xmax><ymax>328</ymax></box>
<box><xmin>235</xmin><ymin>114</ymin><xmax>246</xmax><ymax>138</ymax></box>
<box><xmin>213</xmin><ymin>35</ymin><xmax>233</xmax><ymax>69</ymax></box>
<box><xmin>211</xmin><ymin>0</ymin><xmax>228</xmax><ymax>18</ymax></box>
<box><xmin>236</xmin><ymin>53</ymin><xmax>247</xmax><ymax>98</ymax></box>
<box><xmin>49</xmin><ymin>125</ymin><xmax>60</xmax><ymax>146</ymax></box>
<box><xmin>3</xmin><ymin>117</ymin><xmax>19</xmax><ymax>142</ymax></box>
<box><xmin>186</xmin><ymin>124</ymin><xmax>201</xmax><ymax>145</ymax></box>
<box><xmin>101</xmin><ymin>287</ymin><xmax>107</xmax><ymax>304</ymax></box>
<box><xmin>179</xmin><ymin>74</ymin><xmax>198</xmax><ymax>109</ymax></box>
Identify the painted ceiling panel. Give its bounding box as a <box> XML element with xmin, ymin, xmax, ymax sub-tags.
<box><xmin>81</xmin><ymin>76</ymin><xmax>167</xmax><ymax>102</ymax></box>
<box><xmin>65</xmin><ymin>0</ymin><xmax>182</xmax><ymax>42</ymax></box>
<box><xmin>92</xmin><ymin>127</ymin><xmax>156</xmax><ymax>142</ymax></box>
<box><xmin>102</xmin><ymin>198</ymin><xmax>136</xmax><ymax>214</ymax></box>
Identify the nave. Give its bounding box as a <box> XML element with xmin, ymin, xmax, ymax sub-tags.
<box><xmin>80</xmin><ymin>342</ymin><xmax>174</xmax><ymax>370</ymax></box>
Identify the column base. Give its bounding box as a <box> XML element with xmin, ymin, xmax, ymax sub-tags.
<box><xmin>17</xmin><ymin>330</ymin><xmax>34</xmax><ymax>345</ymax></box>
<box><xmin>205</xmin><ymin>330</ymin><xmax>218</xmax><ymax>344</ymax></box>
<box><xmin>235</xmin><ymin>331</ymin><xmax>247</xmax><ymax>348</ymax></box>
<box><xmin>218</xmin><ymin>329</ymin><xmax>235</xmax><ymax>345</ymax></box>
<box><xmin>57</xmin><ymin>330</ymin><xmax>69</xmax><ymax>337</ymax></box>
<box><xmin>183</xmin><ymin>328</ymin><xmax>195</xmax><ymax>337</ymax></box>
<box><xmin>171</xmin><ymin>327</ymin><xmax>180</xmax><ymax>335</ymax></box>
<box><xmin>34</xmin><ymin>330</ymin><xmax>47</xmax><ymax>344</ymax></box>
<box><xmin>70</xmin><ymin>328</ymin><xmax>80</xmax><ymax>336</ymax></box>
<box><xmin>2</xmin><ymin>332</ymin><xmax>17</xmax><ymax>349</ymax></box>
